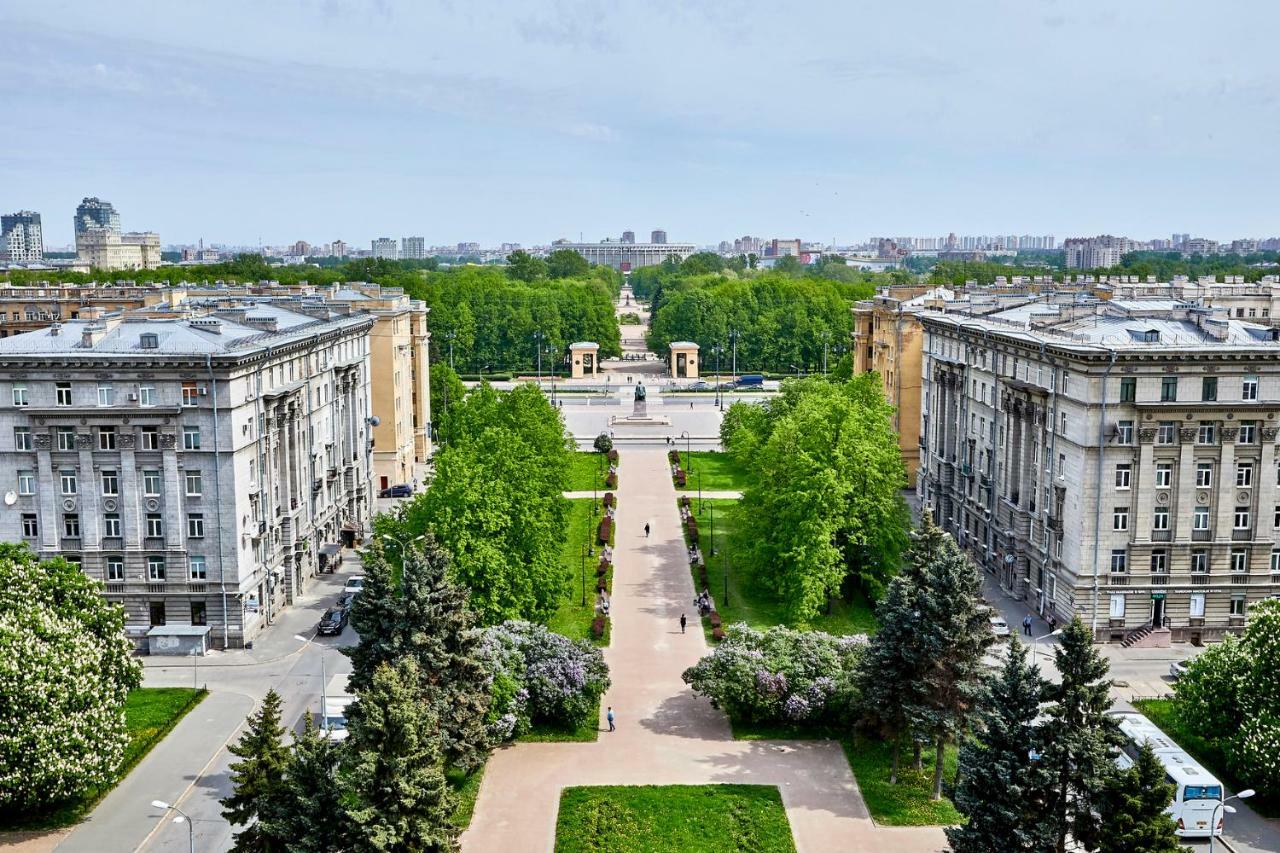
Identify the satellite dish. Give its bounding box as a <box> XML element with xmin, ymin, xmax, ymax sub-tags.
<box><xmin>3</xmin><ymin>491</ymin><xmax>15</xmax><ymax>506</ymax></box>
<box><xmin>367</xmin><ymin>415</ymin><xmax>381</xmax><ymax>427</ymax></box>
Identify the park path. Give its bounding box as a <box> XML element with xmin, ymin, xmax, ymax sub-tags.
<box><xmin>461</xmin><ymin>450</ymin><xmax>946</xmax><ymax>852</ymax></box>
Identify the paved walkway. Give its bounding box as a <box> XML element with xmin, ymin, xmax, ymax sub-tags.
<box><xmin>461</xmin><ymin>450</ymin><xmax>946</xmax><ymax>852</ymax></box>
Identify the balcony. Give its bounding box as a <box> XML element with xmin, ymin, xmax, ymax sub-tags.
<box><xmin>146</xmin><ymin>583</ymin><xmax>165</xmax><ymax>593</ymax></box>
<box><xmin>104</xmin><ymin>583</ymin><xmax>125</xmax><ymax>595</ymax></box>
<box><xmin>60</xmin><ymin>537</ymin><xmax>81</xmax><ymax>551</ymax></box>
<box><xmin>1109</xmin><ymin>574</ymin><xmax>1130</xmax><ymax>586</ymax></box>
<box><xmin>1151</xmin><ymin>529</ymin><xmax>1172</xmax><ymax>542</ymax></box>
<box><xmin>1232</xmin><ymin>529</ymin><xmax>1253</xmax><ymax>541</ymax></box>
<box><xmin>1231</xmin><ymin>574</ymin><xmax>1250</xmax><ymax>585</ymax></box>
<box><xmin>101</xmin><ymin>536</ymin><xmax>123</xmax><ymax>550</ymax></box>
<box><xmin>1151</xmin><ymin>574</ymin><xmax>1169</xmax><ymax>585</ymax></box>
<box><xmin>1048</xmin><ymin>515</ymin><xmax>1063</xmax><ymax>534</ymax></box>
<box><xmin>1191</xmin><ymin>574</ymin><xmax>1210</xmax><ymax>585</ymax></box>
<box><xmin>1192</xmin><ymin>530</ymin><xmax>1212</xmax><ymax>541</ymax></box>
<box><xmin>144</xmin><ymin>536</ymin><xmax>165</xmax><ymax>550</ymax></box>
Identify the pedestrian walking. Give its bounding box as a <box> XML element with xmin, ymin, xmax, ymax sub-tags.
<box><xmin>644</xmin><ymin>522</ymin><xmax>650</xmax><ymax>538</ymax></box>
<box><xmin>680</xmin><ymin>613</ymin><xmax>687</xmax><ymax>634</ymax></box>
<box><xmin>607</xmin><ymin>707</ymin><xmax>616</xmax><ymax>732</ymax></box>
<box><xmin>1022</xmin><ymin>614</ymin><xmax>1033</xmax><ymax>636</ymax></box>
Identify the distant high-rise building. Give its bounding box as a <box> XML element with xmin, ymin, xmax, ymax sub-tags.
<box><xmin>371</xmin><ymin>237</ymin><xmax>399</xmax><ymax>260</ymax></box>
<box><xmin>401</xmin><ymin>236</ymin><xmax>426</xmax><ymax>259</ymax></box>
<box><xmin>292</xmin><ymin>240</ymin><xmax>311</xmax><ymax>257</ymax></box>
<box><xmin>457</xmin><ymin>242</ymin><xmax>481</xmax><ymax>255</ymax></box>
<box><xmin>621</xmin><ymin>230</ymin><xmax>636</xmax><ymax>244</ymax></box>
<box><xmin>651</xmin><ymin>229</ymin><xmax>667</xmax><ymax>245</ymax></box>
<box><xmin>331</xmin><ymin>239</ymin><xmax>347</xmax><ymax>258</ymax></box>
<box><xmin>1</xmin><ymin>211</ymin><xmax>43</xmax><ymax>263</ymax></box>
<box><xmin>74</xmin><ymin>197</ymin><xmax>121</xmax><ymax>235</ymax></box>
<box><xmin>766</xmin><ymin>238</ymin><xmax>801</xmax><ymax>257</ymax></box>
<box><xmin>1062</xmin><ymin>235</ymin><xmax>1135</xmax><ymax>269</ymax></box>
<box><xmin>73</xmin><ymin>197</ymin><xmax>159</xmax><ymax>271</ymax></box>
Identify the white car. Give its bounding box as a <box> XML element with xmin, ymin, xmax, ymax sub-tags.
<box><xmin>1169</xmin><ymin>660</ymin><xmax>1190</xmax><ymax>681</ymax></box>
<box><xmin>342</xmin><ymin>576</ymin><xmax>365</xmax><ymax>595</ymax></box>
<box><xmin>989</xmin><ymin>616</ymin><xmax>1011</xmax><ymax>639</ymax></box>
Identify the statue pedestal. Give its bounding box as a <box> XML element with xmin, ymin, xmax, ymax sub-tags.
<box><xmin>633</xmin><ymin>399</ymin><xmax>647</xmax><ymax>418</ymax></box>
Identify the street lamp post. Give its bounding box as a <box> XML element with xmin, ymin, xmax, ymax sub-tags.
<box><xmin>1209</xmin><ymin>789</ymin><xmax>1255</xmax><ymax>853</ymax></box>
<box><xmin>580</xmin><ymin>542</ymin><xmax>588</xmax><ymax>606</ymax></box>
<box><xmin>709</xmin><ymin>501</ymin><xmax>715</xmax><ymax>557</ymax></box>
<box><xmin>294</xmin><ymin>631</ymin><xmax>331</xmax><ymax>733</ymax></box>
<box><xmin>729</xmin><ymin>328</ymin><xmax>738</xmax><ymax>383</ymax></box>
<box><xmin>1031</xmin><ymin>627</ymin><xmax>1063</xmax><ymax>667</ymax></box>
<box><xmin>822</xmin><ymin>331</ymin><xmax>831</xmax><ymax>375</ymax></box>
<box><xmin>150</xmin><ymin>800</ymin><xmax>195</xmax><ymax>853</ymax></box>
<box><xmin>722</xmin><ymin>549</ymin><xmax>729</xmax><ymax>606</ymax></box>
<box><xmin>697</xmin><ymin>470</ymin><xmax>703</xmax><ymax>514</ymax></box>
<box><xmin>715</xmin><ymin>344</ymin><xmax>724</xmax><ymax>411</ymax></box>
<box><xmin>533</xmin><ymin>331</ymin><xmax>544</xmax><ymax>384</ymax></box>
<box><xmin>680</xmin><ymin>430</ymin><xmax>691</xmax><ymax>471</ymax></box>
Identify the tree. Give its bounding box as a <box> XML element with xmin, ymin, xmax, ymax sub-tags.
<box><xmin>346</xmin><ymin>537</ymin><xmax>491</xmax><ymax>772</ymax></box>
<box><xmin>858</xmin><ymin>571</ymin><xmax>928</xmax><ymax>783</ymax></box>
<box><xmin>429</xmin><ymin>363</ymin><xmax>467</xmax><ymax>445</ymax></box>
<box><xmin>546</xmin><ymin>248</ymin><xmax>590</xmax><ymax>279</ymax></box>
<box><xmin>1095</xmin><ymin>743</ymin><xmax>1182</xmax><ymax>853</ymax></box>
<box><xmin>1173</xmin><ymin>633</ymin><xmax>1248</xmax><ymax>735</ymax></box>
<box><xmin>593</xmin><ymin>431</ymin><xmax>613</xmax><ymax>454</ymax></box>
<box><xmin>342</xmin><ymin>659</ymin><xmax>456</xmax><ymax>853</ymax></box>
<box><xmin>273</xmin><ymin>714</ymin><xmax>345</xmax><ymax>853</ymax></box>
<box><xmin>1041</xmin><ymin>617</ymin><xmax>1120</xmax><ymax>853</ymax></box>
<box><xmin>0</xmin><ymin>545</ymin><xmax>142</xmax><ymax>812</ymax></box>
<box><xmin>505</xmin><ymin>249</ymin><xmax>547</xmax><ymax>282</ymax></box>
<box><xmin>947</xmin><ymin>638</ymin><xmax>1056</xmax><ymax>853</ymax></box>
<box><xmin>774</xmin><ymin>255</ymin><xmax>803</xmax><ymax>275</ymax></box>
<box><xmin>221</xmin><ymin>689</ymin><xmax>292</xmax><ymax>852</ymax></box>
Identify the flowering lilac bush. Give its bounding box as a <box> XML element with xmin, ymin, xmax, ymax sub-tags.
<box><xmin>681</xmin><ymin>623</ymin><xmax>866</xmax><ymax>727</ymax></box>
<box><xmin>479</xmin><ymin>621</ymin><xmax>610</xmax><ymax>740</ymax></box>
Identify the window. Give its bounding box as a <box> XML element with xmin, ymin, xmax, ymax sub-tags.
<box><xmin>187</xmin><ymin>514</ymin><xmax>204</xmax><ymax>538</ymax></box>
<box><xmin>1237</xmin><ymin>463</ymin><xmax>1254</xmax><ymax>487</ymax></box>
<box><xmin>55</xmin><ymin>382</ymin><xmax>72</xmax><ymax>406</ymax></box>
<box><xmin>1113</xmin><ymin>507</ymin><xmax>1129</xmax><ymax>531</ymax></box>
<box><xmin>106</xmin><ymin>556</ymin><xmax>124</xmax><ymax>581</ymax></box>
<box><xmin>12</xmin><ymin>384</ymin><xmax>28</xmax><ymax>406</ymax></box>
<box><xmin>1116</xmin><ymin>420</ymin><xmax>1134</xmax><ymax>444</ymax></box>
<box><xmin>1190</xmin><ymin>593</ymin><xmax>1206</xmax><ymax>617</ymax></box>
<box><xmin>181</xmin><ymin>382</ymin><xmax>198</xmax><ymax>407</ymax></box>
<box><xmin>190</xmin><ymin>602</ymin><xmax>208</xmax><ymax>626</ymax></box>
<box><xmin>59</xmin><ymin>469</ymin><xmax>77</xmax><ymax>495</ymax></box>
<box><xmin>1202</xmin><ymin>376</ymin><xmax>1218</xmax><ymax>401</ymax></box>
<box><xmin>1243</xmin><ymin>376</ymin><xmax>1259</xmax><ymax>400</ymax></box>
<box><xmin>1234</xmin><ymin>507</ymin><xmax>1251</xmax><ymax>529</ymax></box>
<box><xmin>1197</xmin><ymin>422</ymin><xmax>1216</xmax><ymax>444</ymax></box>
<box><xmin>185</xmin><ymin>470</ymin><xmax>202</xmax><ymax>496</ymax></box>
<box><xmin>1153</xmin><ymin>508</ymin><xmax>1169</xmax><ymax>530</ymax></box>
<box><xmin>17</xmin><ymin>470</ymin><xmax>34</xmax><ymax>495</ymax></box>
<box><xmin>142</xmin><ymin>470</ymin><xmax>161</xmax><ymax>496</ymax></box>
<box><xmin>1231</xmin><ymin>596</ymin><xmax>1246</xmax><ymax>617</ymax></box>
<box><xmin>101</xmin><ymin>470</ymin><xmax>119</xmax><ymax>495</ymax></box>
<box><xmin>98</xmin><ymin>426</ymin><xmax>116</xmax><ymax>451</ymax></box>
<box><xmin>149</xmin><ymin>601</ymin><xmax>166</xmax><ymax>626</ymax></box>
<box><xmin>1151</xmin><ymin>551</ymin><xmax>1168</xmax><ymax>573</ymax></box>
<box><xmin>1110</xmin><ymin>550</ymin><xmax>1128</xmax><ymax>573</ymax></box>
<box><xmin>189</xmin><ymin>555</ymin><xmax>207</xmax><ymax>580</ymax></box>
<box><xmin>20</xmin><ymin>514</ymin><xmax>37</xmax><ymax>537</ymax></box>
<box><xmin>1272</xmin><ymin>549</ymin><xmax>1280</xmax><ymax>572</ymax></box>
<box><xmin>97</xmin><ymin>385</ymin><xmax>114</xmax><ymax>406</ymax></box>
<box><xmin>14</xmin><ymin>427</ymin><xmax>31</xmax><ymax>450</ymax></box>
<box><xmin>1161</xmin><ymin>376</ymin><xmax>1178</xmax><ymax>402</ymax></box>
<box><xmin>1191</xmin><ymin>550</ymin><xmax>1208</xmax><ymax>573</ymax></box>
<box><xmin>1153</xmin><ymin>421</ymin><xmax>1176</xmax><ymax>445</ymax></box>
<box><xmin>1193</xmin><ymin>506</ymin><xmax>1210</xmax><ymax>530</ymax></box>
<box><xmin>1109</xmin><ymin>594</ymin><xmax>1126</xmax><ymax>618</ymax></box>
<box><xmin>1196</xmin><ymin>463</ymin><xmax>1213</xmax><ymax>487</ymax></box>
<box><xmin>183</xmin><ymin>425</ymin><xmax>200</xmax><ymax>450</ymax></box>
<box><xmin>140</xmin><ymin>333</ymin><xmax>159</xmax><ymax>350</ymax></box>
<box><xmin>104</xmin><ymin>514</ymin><xmax>121</xmax><ymax>537</ymax></box>
<box><xmin>1115</xmin><ymin>464</ymin><xmax>1132</xmax><ymax>489</ymax></box>
<box><xmin>139</xmin><ymin>386</ymin><xmax>156</xmax><ymax>406</ymax></box>
<box><xmin>1119</xmin><ymin>377</ymin><xmax>1136</xmax><ymax>402</ymax></box>
<box><xmin>1060</xmin><ymin>412</ymin><xmax>1067</xmax><ymax>434</ymax></box>
<box><xmin>57</xmin><ymin>427</ymin><xmax>76</xmax><ymax>450</ymax></box>
<box><xmin>1231</xmin><ymin>548</ymin><xmax>1248</xmax><ymax>572</ymax></box>
<box><xmin>147</xmin><ymin>556</ymin><xmax>166</xmax><ymax>581</ymax></box>
<box><xmin>141</xmin><ymin>426</ymin><xmax>159</xmax><ymax>450</ymax></box>
<box><xmin>1240</xmin><ymin>421</ymin><xmax>1257</xmax><ymax>444</ymax></box>
<box><xmin>1058</xmin><ymin>453</ymin><xmax>1067</xmax><ymax>479</ymax></box>
<box><xmin>63</xmin><ymin>514</ymin><xmax>80</xmax><ymax>538</ymax></box>
<box><xmin>1155</xmin><ymin>462</ymin><xmax>1172</xmax><ymax>488</ymax></box>
<box><xmin>145</xmin><ymin>514</ymin><xmax>163</xmax><ymax>537</ymax></box>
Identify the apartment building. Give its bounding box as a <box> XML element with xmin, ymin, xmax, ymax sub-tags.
<box><xmin>0</xmin><ymin>307</ymin><xmax>376</xmax><ymax>649</ymax></box>
<box><xmin>1</xmin><ymin>211</ymin><xmax>43</xmax><ymax>264</ymax></box>
<box><xmin>1063</xmin><ymin>235</ymin><xmax>1138</xmax><ymax>269</ymax></box>
<box><xmin>0</xmin><ymin>283</ymin><xmax>182</xmax><ymax>337</ymax></box>
<box><xmin>918</xmin><ymin>300</ymin><xmax>1280</xmax><ymax>643</ymax></box>
<box><xmin>371</xmin><ymin>237</ymin><xmax>399</xmax><ymax>260</ymax></box>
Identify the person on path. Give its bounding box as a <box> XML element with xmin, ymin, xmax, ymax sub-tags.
<box><xmin>607</xmin><ymin>707</ymin><xmax>616</xmax><ymax>732</ymax></box>
<box><xmin>1022</xmin><ymin>614</ymin><xmax>1033</xmax><ymax>636</ymax></box>
<box><xmin>680</xmin><ymin>613</ymin><xmax>687</xmax><ymax>634</ymax></box>
<box><xmin>644</xmin><ymin>522</ymin><xmax>650</xmax><ymax>538</ymax></box>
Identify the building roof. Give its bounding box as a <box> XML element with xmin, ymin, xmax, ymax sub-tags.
<box><xmin>569</xmin><ymin>341</ymin><xmax>599</xmax><ymax>349</ymax></box>
<box><xmin>669</xmin><ymin>341</ymin><xmax>700</xmax><ymax>349</ymax></box>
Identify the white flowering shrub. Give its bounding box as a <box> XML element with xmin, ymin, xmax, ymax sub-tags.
<box><xmin>0</xmin><ymin>546</ymin><xmax>141</xmax><ymax>811</ymax></box>
<box><xmin>1231</xmin><ymin>713</ymin><xmax>1280</xmax><ymax>794</ymax></box>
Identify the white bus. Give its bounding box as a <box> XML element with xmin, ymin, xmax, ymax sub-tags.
<box><xmin>1110</xmin><ymin>711</ymin><xmax>1224</xmax><ymax>838</ymax></box>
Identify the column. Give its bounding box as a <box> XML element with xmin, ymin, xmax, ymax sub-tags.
<box><xmin>119</xmin><ymin>435</ymin><xmax>140</xmax><ymax>549</ymax></box>
<box><xmin>161</xmin><ymin>438</ymin><xmax>184</xmax><ymax>551</ymax></box>
<box><xmin>34</xmin><ymin>433</ymin><xmax>57</xmax><ymax>552</ymax></box>
<box><xmin>1258</xmin><ymin>427</ymin><xmax>1278</xmax><ymax>545</ymax></box>
<box><xmin>1215</xmin><ymin>426</ymin><xmax>1237</xmax><ymax>535</ymax></box>
<box><xmin>1135</xmin><ymin>426</ymin><xmax>1157</xmax><ymax>543</ymax></box>
<box><xmin>1174</xmin><ymin>426</ymin><xmax>1197</xmax><ymax>543</ymax></box>
<box><xmin>77</xmin><ymin>439</ymin><xmax>101</xmax><ymax>549</ymax></box>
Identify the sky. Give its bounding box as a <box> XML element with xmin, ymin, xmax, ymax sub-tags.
<box><xmin>2</xmin><ymin>0</ymin><xmax>1278</xmax><ymax>248</ymax></box>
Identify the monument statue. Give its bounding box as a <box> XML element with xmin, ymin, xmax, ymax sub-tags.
<box><xmin>633</xmin><ymin>381</ymin><xmax>647</xmax><ymax>417</ymax></box>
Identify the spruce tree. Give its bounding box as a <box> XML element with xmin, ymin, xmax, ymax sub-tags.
<box><xmin>1096</xmin><ymin>743</ymin><xmax>1182</xmax><ymax>853</ymax></box>
<box><xmin>345</xmin><ymin>534</ymin><xmax>491</xmax><ymax>772</ymax></box>
<box><xmin>342</xmin><ymin>659</ymin><xmax>457</xmax><ymax>853</ymax></box>
<box><xmin>274</xmin><ymin>713</ymin><xmax>345</xmax><ymax>853</ymax></box>
<box><xmin>858</xmin><ymin>570</ymin><xmax>927</xmax><ymax>783</ymax></box>
<box><xmin>1041</xmin><ymin>616</ymin><xmax>1120</xmax><ymax>853</ymax></box>
<box><xmin>221</xmin><ymin>689</ymin><xmax>291</xmax><ymax>852</ymax></box>
<box><xmin>946</xmin><ymin>638</ymin><xmax>1056</xmax><ymax>853</ymax></box>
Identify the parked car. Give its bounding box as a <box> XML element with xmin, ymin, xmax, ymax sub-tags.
<box><xmin>379</xmin><ymin>483</ymin><xmax>413</xmax><ymax>498</ymax></box>
<box><xmin>318</xmin><ymin>607</ymin><xmax>349</xmax><ymax>636</ymax></box>
<box><xmin>989</xmin><ymin>616</ymin><xmax>1011</xmax><ymax>639</ymax></box>
<box><xmin>686</xmin><ymin>381</ymin><xmax>714</xmax><ymax>391</ymax></box>
<box><xmin>334</xmin><ymin>592</ymin><xmax>355</xmax><ymax>611</ymax></box>
<box><xmin>1169</xmin><ymin>660</ymin><xmax>1190</xmax><ymax>681</ymax></box>
<box><xmin>733</xmin><ymin>374</ymin><xmax>765</xmax><ymax>388</ymax></box>
<box><xmin>343</xmin><ymin>576</ymin><xmax>365</xmax><ymax>595</ymax></box>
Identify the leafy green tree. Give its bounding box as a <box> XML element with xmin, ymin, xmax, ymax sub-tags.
<box><xmin>429</xmin><ymin>362</ymin><xmax>466</xmax><ymax>444</ymax></box>
<box><xmin>1095</xmin><ymin>743</ymin><xmax>1182</xmax><ymax>853</ymax></box>
<box><xmin>774</xmin><ymin>255</ymin><xmax>803</xmax><ymax>275</ymax></box>
<box><xmin>546</xmin><ymin>248</ymin><xmax>590</xmax><ymax>279</ymax></box>
<box><xmin>221</xmin><ymin>689</ymin><xmax>292</xmax><ymax>852</ymax></box>
<box><xmin>947</xmin><ymin>638</ymin><xmax>1056</xmax><ymax>853</ymax></box>
<box><xmin>505</xmin><ymin>249</ymin><xmax>547</xmax><ymax>282</ymax></box>
<box><xmin>274</xmin><ymin>713</ymin><xmax>345</xmax><ymax>853</ymax></box>
<box><xmin>593</xmin><ymin>431</ymin><xmax>613</xmax><ymax>454</ymax></box>
<box><xmin>1041</xmin><ymin>617</ymin><xmax>1120</xmax><ymax>853</ymax></box>
<box><xmin>0</xmin><ymin>545</ymin><xmax>142</xmax><ymax>811</ymax></box>
<box><xmin>829</xmin><ymin>353</ymin><xmax>853</xmax><ymax>381</ymax></box>
<box><xmin>342</xmin><ymin>659</ymin><xmax>456</xmax><ymax>852</ymax></box>
<box><xmin>1173</xmin><ymin>633</ymin><xmax>1247</xmax><ymax>735</ymax></box>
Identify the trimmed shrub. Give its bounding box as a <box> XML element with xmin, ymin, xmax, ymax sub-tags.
<box><xmin>603</xmin><ymin>492</ymin><xmax>615</xmax><ymax>508</ymax></box>
<box><xmin>593</xmin><ymin>432</ymin><xmax>613</xmax><ymax>454</ymax></box>
<box><xmin>675</xmin><ymin>470</ymin><xmax>686</xmax><ymax>487</ymax></box>
<box><xmin>607</xmin><ymin>448</ymin><xmax>619</xmax><ymax>462</ymax></box>
<box><xmin>597</xmin><ymin>516</ymin><xmax>613</xmax><ymax>544</ymax></box>
<box><xmin>669</xmin><ymin>449</ymin><xmax>680</xmax><ymax>464</ymax></box>
<box><xmin>712</xmin><ymin>627</ymin><xmax>725</xmax><ymax>642</ymax></box>
<box><xmin>605</xmin><ymin>472</ymin><xmax>618</xmax><ymax>489</ymax></box>
<box><xmin>591</xmin><ymin>617</ymin><xmax>606</xmax><ymax>639</ymax></box>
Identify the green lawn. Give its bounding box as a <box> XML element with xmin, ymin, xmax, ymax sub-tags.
<box><xmin>548</xmin><ymin>499</ymin><xmax>613</xmax><ymax>646</ymax></box>
<box><xmin>566</xmin><ymin>451</ymin><xmax>610</xmax><ymax>491</ymax></box>
<box><xmin>555</xmin><ymin>785</ymin><xmax>796</xmax><ymax>852</ymax></box>
<box><xmin>1133</xmin><ymin>698</ymin><xmax>1279</xmax><ymax>818</ymax></box>
<box><xmin>676</xmin><ymin>451</ymin><xmax>750</xmax><ymax>492</ymax></box>
<box><xmin>447</xmin><ymin>761</ymin><xmax>487</xmax><ymax>831</ymax></box>
<box><xmin>518</xmin><ymin>712</ymin><xmax>602</xmax><ymax>743</ymax></box>
<box><xmin>1</xmin><ymin>687</ymin><xmax>206</xmax><ymax>830</ymax></box>
<box><xmin>682</xmin><ymin>499</ymin><xmax>877</xmax><ymax>639</ymax></box>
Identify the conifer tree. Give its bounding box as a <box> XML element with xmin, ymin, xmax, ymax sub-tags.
<box><xmin>947</xmin><ymin>638</ymin><xmax>1056</xmax><ymax>853</ymax></box>
<box><xmin>221</xmin><ymin>689</ymin><xmax>291</xmax><ymax>852</ymax></box>
<box><xmin>342</xmin><ymin>659</ymin><xmax>456</xmax><ymax>853</ymax></box>
<box><xmin>1041</xmin><ymin>616</ymin><xmax>1121</xmax><ymax>853</ymax></box>
<box><xmin>858</xmin><ymin>570</ymin><xmax>928</xmax><ymax>783</ymax></box>
<box><xmin>1096</xmin><ymin>743</ymin><xmax>1182</xmax><ymax>853</ymax></box>
<box><xmin>274</xmin><ymin>713</ymin><xmax>345</xmax><ymax>853</ymax></box>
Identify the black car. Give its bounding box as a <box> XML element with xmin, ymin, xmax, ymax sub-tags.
<box><xmin>318</xmin><ymin>607</ymin><xmax>348</xmax><ymax>635</ymax></box>
<box><xmin>379</xmin><ymin>484</ymin><xmax>413</xmax><ymax>498</ymax></box>
<box><xmin>334</xmin><ymin>592</ymin><xmax>355</xmax><ymax>611</ymax></box>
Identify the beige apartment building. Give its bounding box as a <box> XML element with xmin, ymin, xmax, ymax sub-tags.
<box><xmin>0</xmin><ymin>283</ymin><xmax>182</xmax><ymax>337</ymax></box>
<box><xmin>76</xmin><ymin>229</ymin><xmax>163</xmax><ymax>271</ymax></box>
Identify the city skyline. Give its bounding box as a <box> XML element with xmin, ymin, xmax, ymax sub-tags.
<box><xmin>3</xmin><ymin>1</ymin><xmax>1279</xmax><ymax>246</ymax></box>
